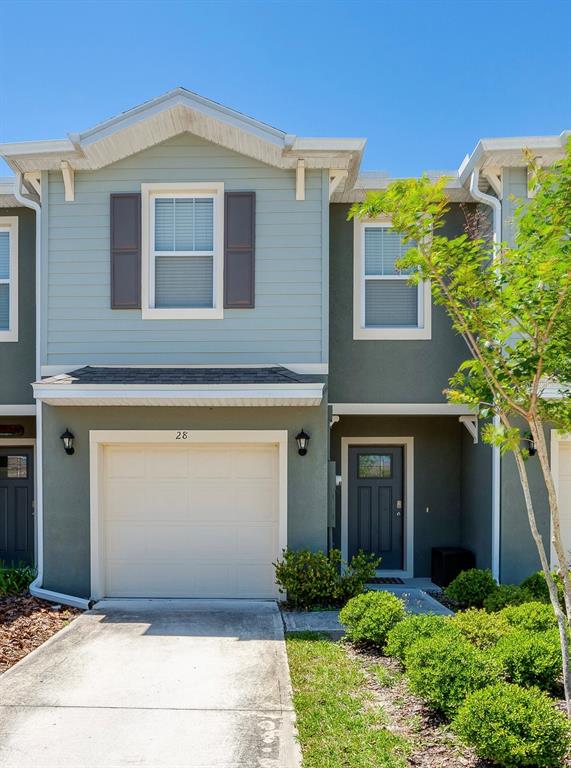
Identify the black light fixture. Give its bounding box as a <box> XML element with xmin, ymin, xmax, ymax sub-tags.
<box><xmin>60</xmin><ymin>428</ymin><xmax>75</xmax><ymax>455</ymax></box>
<box><xmin>296</xmin><ymin>429</ymin><xmax>310</xmax><ymax>456</ymax></box>
<box><xmin>524</xmin><ymin>431</ymin><xmax>537</xmax><ymax>457</ymax></box>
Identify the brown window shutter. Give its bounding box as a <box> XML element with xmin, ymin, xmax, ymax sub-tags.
<box><xmin>224</xmin><ymin>191</ymin><xmax>255</xmax><ymax>308</ymax></box>
<box><xmin>110</xmin><ymin>193</ymin><xmax>141</xmax><ymax>309</ymax></box>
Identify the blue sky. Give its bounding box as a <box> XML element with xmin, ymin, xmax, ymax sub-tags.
<box><xmin>1</xmin><ymin>0</ymin><xmax>570</xmax><ymax>177</ymax></box>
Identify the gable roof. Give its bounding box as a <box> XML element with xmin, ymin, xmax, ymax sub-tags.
<box><xmin>0</xmin><ymin>87</ymin><xmax>365</xmax><ymax>185</ymax></box>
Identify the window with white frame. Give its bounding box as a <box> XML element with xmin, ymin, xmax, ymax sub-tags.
<box><xmin>141</xmin><ymin>183</ymin><xmax>224</xmax><ymax>319</ymax></box>
<box><xmin>353</xmin><ymin>219</ymin><xmax>431</xmax><ymax>340</ymax></box>
<box><xmin>0</xmin><ymin>217</ymin><xmax>18</xmax><ymax>342</ymax></box>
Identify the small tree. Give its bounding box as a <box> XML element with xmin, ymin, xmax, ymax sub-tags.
<box><xmin>350</xmin><ymin>140</ymin><xmax>571</xmax><ymax>713</ymax></box>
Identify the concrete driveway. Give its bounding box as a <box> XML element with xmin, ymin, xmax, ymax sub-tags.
<box><xmin>0</xmin><ymin>600</ymin><xmax>300</xmax><ymax>768</ymax></box>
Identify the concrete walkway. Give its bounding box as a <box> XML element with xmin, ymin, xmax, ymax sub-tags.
<box><xmin>0</xmin><ymin>600</ymin><xmax>300</xmax><ymax>768</ymax></box>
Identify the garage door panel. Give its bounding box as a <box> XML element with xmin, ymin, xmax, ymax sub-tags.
<box><xmin>101</xmin><ymin>440</ymin><xmax>281</xmax><ymax>598</ymax></box>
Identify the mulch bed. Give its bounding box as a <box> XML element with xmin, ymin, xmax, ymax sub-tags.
<box><xmin>0</xmin><ymin>594</ymin><xmax>80</xmax><ymax>674</ymax></box>
<box><xmin>347</xmin><ymin>643</ymin><xmax>495</xmax><ymax>768</ymax></box>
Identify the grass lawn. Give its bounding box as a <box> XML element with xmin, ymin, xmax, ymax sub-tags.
<box><xmin>286</xmin><ymin>632</ymin><xmax>410</xmax><ymax>768</ymax></box>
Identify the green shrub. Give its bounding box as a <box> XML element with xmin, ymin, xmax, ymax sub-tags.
<box><xmin>444</xmin><ymin>568</ymin><xmax>498</xmax><ymax>608</ymax></box>
<box><xmin>500</xmin><ymin>601</ymin><xmax>558</xmax><ymax>633</ymax></box>
<box><xmin>483</xmin><ymin>584</ymin><xmax>533</xmax><ymax>612</ymax></box>
<box><xmin>520</xmin><ymin>571</ymin><xmax>565</xmax><ymax>607</ymax></box>
<box><xmin>385</xmin><ymin>614</ymin><xmax>460</xmax><ymax>663</ymax></box>
<box><xmin>339</xmin><ymin>591</ymin><xmax>406</xmax><ymax>648</ymax></box>
<box><xmin>0</xmin><ymin>563</ymin><xmax>36</xmax><ymax>596</ymax></box>
<box><xmin>405</xmin><ymin>633</ymin><xmax>500</xmax><ymax>718</ymax></box>
<box><xmin>453</xmin><ymin>608</ymin><xmax>512</xmax><ymax>649</ymax></box>
<box><xmin>273</xmin><ymin>548</ymin><xmax>379</xmax><ymax>610</ymax></box>
<box><xmin>453</xmin><ymin>682</ymin><xmax>570</xmax><ymax>767</ymax></box>
<box><xmin>494</xmin><ymin>630</ymin><xmax>562</xmax><ymax>691</ymax></box>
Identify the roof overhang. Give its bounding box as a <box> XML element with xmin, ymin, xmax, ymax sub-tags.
<box><xmin>331</xmin><ymin>170</ymin><xmax>473</xmax><ymax>203</ymax></box>
<box><xmin>32</xmin><ymin>381</ymin><xmax>325</xmax><ymax>407</ymax></box>
<box><xmin>458</xmin><ymin>130</ymin><xmax>570</xmax><ymax>185</ymax></box>
<box><xmin>0</xmin><ymin>88</ymin><xmax>365</xmax><ymax>187</ymax></box>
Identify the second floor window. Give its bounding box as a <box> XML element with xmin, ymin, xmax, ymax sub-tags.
<box><xmin>353</xmin><ymin>220</ymin><xmax>431</xmax><ymax>340</ymax></box>
<box><xmin>142</xmin><ymin>183</ymin><xmax>224</xmax><ymax>319</ymax></box>
<box><xmin>0</xmin><ymin>217</ymin><xmax>18</xmax><ymax>342</ymax></box>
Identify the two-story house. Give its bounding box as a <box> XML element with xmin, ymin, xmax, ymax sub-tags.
<box><xmin>0</xmin><ymin>89</ymin><xmax>568</xmax><ymax>607</ymax></box>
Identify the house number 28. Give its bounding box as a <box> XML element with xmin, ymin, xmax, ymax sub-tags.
<box><xmin>176</xmin><ymin>431</ymin><xmax>189</xmax><ymax>440</ymax></box>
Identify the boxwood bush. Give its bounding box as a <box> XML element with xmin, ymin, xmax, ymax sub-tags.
<box><xmin>273</xmin><ymin>548</ymin><xmax>379</xmax><ymax>610</ymax></box>
<box><xmin>385</xmin><ymin>614</ymin><xmax>460</xmax><ymax>663</ymax></box>
<box><xmin>405</xmin><ymin>633</ymin><xmax>501</xmax><ymax>717</ymax></box>
<box><xmin>483</xmin><ymin>584</ymin><xmax>532</xmax><ymax>612</ymax></box>
<box><xmin>453</xmin><ymin>682</ymin><xmax>570</xmax><ymax>767</ymax></box>
<box><xmin>520</xmin><ymin>570</ymin><xmax>565</xmax><ymax>608</ymax></box>
<box><xmin>339</xmin><ymin>590</ymin><xmax>406</xmax><ymax>648</ymax></box>
<box><xmin>444</xmin><ymin>568</ymin><xmax>498</xmax><ymax>608</ymax></box>
<box><xmin>493</xmin><ymin>629</ymin><xmax>562</xmax><ymax>691</ymax></box>
<box><xmin>499</xmin><ymin>601</ymin><xmax>558</xmax><ymax>633</ymax></box>
<box><xmin>452</xmin><ymin>608</ymin><xmax>512</xmax><ymax>649</ymax></box>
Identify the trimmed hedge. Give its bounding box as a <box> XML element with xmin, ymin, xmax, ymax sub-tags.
<box><xmin>405</xmin><ymin>633</ymin><xmax>501</xmax><ymax>717</ymax></box>
<box><xmin>452</xmin><ymin>608</ymin><xmax>512</xmax><ymax>649</ymax></box>
<box><xmin>483</xmin><ymin>584</ymin><xmax>532</xmax><ymax>612</ymax></box>
<box><xmin>499</xmin><ymin>601</ymin><xmax>558</xmax><ymax>633</ymax></box>
<box><xmin>444</xmin><ymin>568</ymin><xmax>498</xmax><ymax>608</ymax></box>
<box><xmin>453</xmin><ymin>683</ymin><xmax>570</xmax><ymax>767</ymax></box>
<box><xmin>339</xmin><ymin>591</ymin><xmax>406</xmax><ymax>648</ymax></box>
<box><xmin>520</xmin><ymin>571</ymin><xmax>564</xmax><ymax>606</ymax></box>
<box><xmin>385</xmin><ymin>614</ymin><xmax>460</xmax><ymax>663</ymax></box>
<box><xmin>493</xmin><ymin>629</ymin><xmax>562</xmax><ymax>691</ymax></box>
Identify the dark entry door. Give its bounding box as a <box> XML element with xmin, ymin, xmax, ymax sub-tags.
<box><xmin>348</xmin><ymin>445</ymin><xmax>404</xmax><ymax>570</ymax></box>
<box><xmin>0</xmin><ymin>448</ymin><xmax>34</xmax><ymax>566</ymax></box>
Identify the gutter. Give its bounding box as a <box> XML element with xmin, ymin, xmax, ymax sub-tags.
<box><xmin>13</xmin><ymin>172</ymin><xmax>89</xmax><ymax>611</ymax></box>
<box><xmin>468</xmin><ymin>167</ymin><xmax>502</xmax><ymax>583</ymax></box>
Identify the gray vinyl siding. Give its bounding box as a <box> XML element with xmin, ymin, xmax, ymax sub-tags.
<box><xmin>44</xmin><ymin>134</ymin><xmax>327</xmax><ymax>367</ymax></box>
<box><xmin>41</xmin><ymin>401</ymin><xmax>328</xmax><ymax>598</ymax></box>
<box><xmin>0</xmin><ymin>207</ymin><xmax>35</xmax><ymax>405</ymax></box>
<box><xmin>329</xmin><ymin>204</ymin><xmax>472</xmax><ymax>403</ymax></box>
<box><xmin>501</xmin><ymin>167</ymin><xmax>527</xmax><ymax>246</ymax></box>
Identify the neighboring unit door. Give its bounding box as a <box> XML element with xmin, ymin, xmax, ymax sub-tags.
<box><xmin>0</xmin><ymin>448</ymin><xmax>34</xmax><ymax>566</ymax></box>
<box><xmin>348</xmin><ymin>445</ymin><xmax>404</xmax><ymax>570</ymax></box>
<box><xmin>101</xmin><ymin>442</ymin><xmax>279</xmax><ymax>598</ymax></box>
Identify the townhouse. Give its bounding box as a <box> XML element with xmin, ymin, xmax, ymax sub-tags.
<box><xmin>0</xmin><ymin>89</ymin><xmax>568</xmax><ymax>605</ymax></box>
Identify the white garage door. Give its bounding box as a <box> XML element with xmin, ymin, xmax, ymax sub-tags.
<box><xmin>101</xmin><ymin>442</ymin><xmax>280</xmax><ymax>598</ymax></box>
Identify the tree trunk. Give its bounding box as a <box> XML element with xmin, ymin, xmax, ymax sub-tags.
<box><xmin>511</xmin><ymin>442</ymin><xmax>571</xmax><ymax>716</ymax></box>
<box><xmin>529</xmin><ymin>417</ymin><xmax>571</xmax><ymax>624</ymax></box>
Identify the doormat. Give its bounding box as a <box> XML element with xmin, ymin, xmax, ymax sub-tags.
<box><xmin>367</xmin><ymin>577</ymin><xmax>405</xmax><ymax>585</ymax></box>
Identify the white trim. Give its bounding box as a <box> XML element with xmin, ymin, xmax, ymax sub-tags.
<box><xmin>0</xmin><ymin>405</ymin><xmax>36</xmax><ymax>416</ymax></box>
<box><xmin>296</xmin><ymin>159</ymin><xmax>305</xmax><ymax>201</ymax></box>
<box><xmin>89</xmin><ymin>429</ymin><xmax>288</xmax><ymax>601</ymax></box>
<box><xmin>332</xmin><ymin>402</ymin><xmax>476</xmax><ymax>416</ymax></box>
<box><xmin>0</xmin><ymin>438</ymin><xmax>35</xmax><ymax>446</ymax></box>
<box><xmin>141</xmin><ymin>182</ymin><xmax>224</xmax><ymax>320</ymax></box>
<box><xmin>341</xmin><ymin>436</ymin><xmax>414</xmax><ymax>578</ymax></box>
<box><xmin>550</xmin><ymin>430</ymin><xmax>571</xmax><ymax>569</ymax></box>
<box><xmin>32</xmin><ymin>381</ymin><xmax>324</xmax><ymax>407</ymax></box>
<box><xmin>0</xmin><ymin>216</ymin><xmax>18</xmax><ymax>342</ymax></box>
<box><xmin>352</xmin><ymin>219</ymin><xmax>431</xmax><ymax>340</ymax></box>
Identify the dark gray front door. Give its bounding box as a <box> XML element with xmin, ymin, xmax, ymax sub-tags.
<box><xmin>0</xmin><ymin>448</ymin><xmax>34</xmax><ymax>566</ymax></box>
<box><xmin>348</xmin><ymin>445</ymin><xmax>404</xmax><ymax>570</ymax></box>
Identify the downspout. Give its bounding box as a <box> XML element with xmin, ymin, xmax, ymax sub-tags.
<box><xmin>13</xmin><ymin>171</ymin><xmax>89</xmax><ymax>610</ymax></box>
<box><xmin>468</xmin><ymin>168</ymin><xmax>502</xmax><ymax>583</ymax></box>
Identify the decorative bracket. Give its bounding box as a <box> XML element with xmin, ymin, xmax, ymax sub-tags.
<box><xmin>329</xmin><ymin>170</ymin><xmax>348</xmax><ymax>199</ymax></box>
<box><xmin>459</xmin><ymin>415</ymin><xmax>478</xmax><ymax>444</ymax></box>
<box><xmin>482</xmin><ymin>167</ymin><xmax>502</xmax><ymax>198</ymax></box>
<box><xmin>60</xmin><ymin>161</ymin><xmax>75</xmax><ymax>202</ymax></box>
<box><xmin>296</xmin><ymin>158</ymin><xmax>305</xmax><ymax>201</ymax></box>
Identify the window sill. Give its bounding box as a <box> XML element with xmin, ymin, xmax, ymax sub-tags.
<box><xmin>0</xmin><ymin>330</ymin><xmax>18</xmax><ymax>342</ymax></box>
<box><xmin>141</xmin><ymin>307</ymin><xmax>224</xmax><ymax>320</ymax></box>
<box><xmin>353</xmin><ymin>326</ymin><xmax>432</xmax><ymax>341</ymax></box>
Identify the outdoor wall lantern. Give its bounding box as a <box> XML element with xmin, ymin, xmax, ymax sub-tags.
<box><xmin>60</xmin><ymin>429</ymin><xmax>75</xmax><ymax>456</ymax></box>
<box><xmin>523</xmin><ymin>431</ymin><xmax>537</xmax><ymax>457</ymax></box>
<box><xmin>296</xmin><ymin>429</ymin><xmax>310</xmax><ymax>456</ymax></box>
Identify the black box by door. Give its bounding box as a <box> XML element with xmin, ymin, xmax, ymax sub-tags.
<box><xmin>431</xmin><ymin>547</ymin><xmax>476</xmax><ymax>588</ymax></box>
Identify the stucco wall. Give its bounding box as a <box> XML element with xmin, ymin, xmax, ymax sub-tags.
<box><xmin>41</xmin><ymin>401</ymin><xmax>328</xmax><ymax>598</ymax></box>
<box><xmin>330</xmin><ymin>415</ymin><xmax>464</xmax><ymax>576</ymax></box>
<box><xmin>0</xmin><ymin>207</ymin><xmax>35</xmax><ymax>404</ymax></box>
<box><xmin>328</xmin><ymin>203</ymin><xmax>472</xmax><ymax>404</ymax></box>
